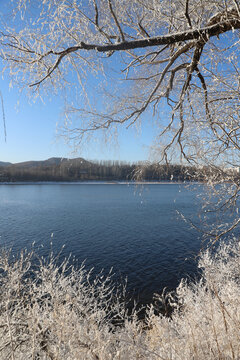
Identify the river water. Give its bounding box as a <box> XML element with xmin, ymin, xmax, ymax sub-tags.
<box><xmin>0</xmin><ymin>183</ymin><xmax>203</xmax><ymax>305</ymax></box>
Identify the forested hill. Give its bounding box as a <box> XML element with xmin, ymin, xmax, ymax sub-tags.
<box><xmin>0</xmin><ymin>157</ymin><xmax>219</xmax><ymax>182</ymax></box>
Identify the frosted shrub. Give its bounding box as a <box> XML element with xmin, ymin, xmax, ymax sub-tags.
<box><xmin>147</xmin><ymin>240</ymin><xmax>240</xmax><ymax>359</ymax></box>
<box><xmin>0</xmin><ymin>248</ymin><xmax>146</xmax><ymax>359</ymax></box>
<box><xmin>1</xmin><ymin>241</ymin><xmax>240</xmax><ymax>359</ymax></box>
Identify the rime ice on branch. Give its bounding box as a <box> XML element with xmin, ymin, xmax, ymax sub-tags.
<box><xmin>1</xmin><ymin>0</ymin><xmax>240</xmax><ymax>238</ymax></box>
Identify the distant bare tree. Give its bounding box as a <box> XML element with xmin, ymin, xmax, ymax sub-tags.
<box><xmin>1</xmin><ymin>0</ymin><xmax>240</xmax><ymax>239</ymax></box>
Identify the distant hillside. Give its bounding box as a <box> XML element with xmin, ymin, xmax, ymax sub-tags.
<box><xmin>12</xmin><ymin>157</ymin><xmax>90</xmax><ymax>168</ymax></box>
<box><xmin>0</xmin><ymin>157</ymin><xmax>212</xmax><ymax>182</ymax></box>
<box><xmin>0</xmin><ymin>161</ymin><xmax>12</xmax><ymax>167</ymax></box>
<box><xmin>0</xmin><ymin>157</ymin><xmax>97</xmax><ymax>182</ymax></box>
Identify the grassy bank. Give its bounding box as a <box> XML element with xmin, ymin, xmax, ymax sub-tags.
<box><xmin>0</xmin><ymin>240</ymin><xmax>240</xmax><ymax>359</ymax></box>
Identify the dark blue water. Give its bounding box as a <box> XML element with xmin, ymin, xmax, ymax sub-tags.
<box><xmin>0</xmin><ymin>183</ymin><xmax>203</xmax><ymax>304</ymax></box>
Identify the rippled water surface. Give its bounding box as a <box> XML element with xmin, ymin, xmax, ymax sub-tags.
<box><xmin>0</xmin><ymin>183</ymin><xmax>203</xmax><ymax>304</ymax></box>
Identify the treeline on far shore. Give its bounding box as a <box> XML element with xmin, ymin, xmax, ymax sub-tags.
<box><xmin>0</xmin><ymin>157</ymin><xmax>239</xmax><ymax>182</ymax></box>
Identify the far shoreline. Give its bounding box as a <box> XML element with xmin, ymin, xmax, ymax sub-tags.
<box><xmin>0</xmin><ymin>180</ymin><xmax>201</xmax><ymax>185</ymax></box>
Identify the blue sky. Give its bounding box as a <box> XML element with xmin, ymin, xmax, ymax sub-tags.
<box><xmin>0</xmin><ymin>2</ymin><xmax>237</xmax><ymax>165</ymax></box>
<box><xmin>0</xmin><ymin>1</ymin><xmax>157</xmax><ymax>164</ymax></box>
<box><xmin>0</xmin><ymin>71</ymin><xmax>156</xmax><ymax>163</ymax></box>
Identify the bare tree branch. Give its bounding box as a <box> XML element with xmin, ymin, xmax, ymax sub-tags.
<box><xmin>1</xmin><ymin>1</ymin><xmax>240</xmax><ymax>238</ymax></box>
<box><xmin>80</xmin><ymin>17</ymin><xmax>240</xmax><ymax>51</ymax></box>
<box><xmin>185</xmin><ymin>0</ymin><xmax>192</xmax><ymax>28</ymax></box>
<box><xmin>107</xmin><ymin>0</ymin><xmax>125</xmax><ymax>41</ymax></box>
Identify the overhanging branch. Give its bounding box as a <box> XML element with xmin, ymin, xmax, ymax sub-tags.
<box><xmin>80</xmin><ymin>18</ymin><xmax>240</xmax><ymax>52</ymax></box>
<box><xmin>26</xmin><ymin>14</ymin><xmax>240</xmax><ymax>88</ymax></box>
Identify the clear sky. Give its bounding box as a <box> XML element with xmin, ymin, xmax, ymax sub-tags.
<box><xmin>0</xmin><ymin>1</ymin><xmax>159</xmax><ymax>164</ymax></box>
<box><xmin>0</xmin><ymin>73</ymin><xmax>156</xmax><ymax>164</ymax></box>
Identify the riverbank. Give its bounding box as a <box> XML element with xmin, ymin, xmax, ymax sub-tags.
<box><xmin>0</xmin><ymin>239</ymin><xmax>239</xmax><ymax>359</ymax></box>
<box><xmin>0</xmin><ymin>180</ymin><xmax>199</xmax><ymax>185</ymax></box>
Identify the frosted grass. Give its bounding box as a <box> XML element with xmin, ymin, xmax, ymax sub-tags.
<box><xmin>0</xmin><ymin>240</ymin><xmax>240</xmax><ymax>359</ymax></box>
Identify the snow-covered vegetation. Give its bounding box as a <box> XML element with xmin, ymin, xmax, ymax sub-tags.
<box><xmin>1</xmin><ymin>240</ymin><xmax>240</xmax><ymax>359</ymax></box>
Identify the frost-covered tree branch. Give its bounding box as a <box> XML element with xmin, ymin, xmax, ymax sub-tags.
<box><xmin>1</xmin><ymin>0</ymin><xmax>240</xmax><ymax>236</ymax></box>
